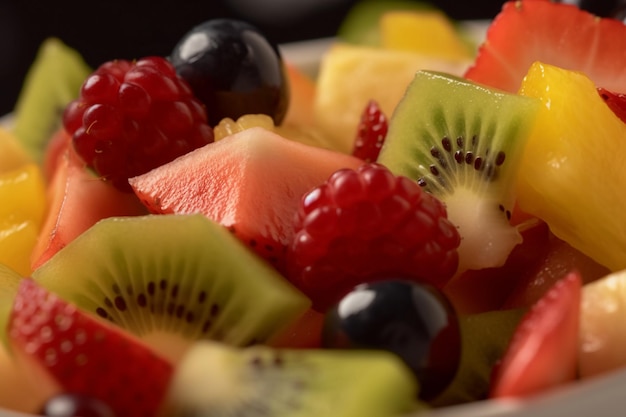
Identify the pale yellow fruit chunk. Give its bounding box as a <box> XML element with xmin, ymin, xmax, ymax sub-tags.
<box><xmin>580</xmin><ymin>270</ymin><xmax>626</xmax><ymax>378</ymax></box>
<box><xmin>314</xmin><ymin>43</ymin><xmax>471</xmax><ymax>153</ymax></box>
<box><xmin>380</xmin><ymin>10</ymin><xmax>473</xmax><ymax>61</ymax></box>
<box><xmin>0</xmin><ymin>127</ymin><xmax>32</xmax><ymax>173</ymax></box>
<box><xmin>0</xmin><ymin>163</ymin><xmax>46</xmax><ymax>229</ymax></box>
<box><xmin>517</xmin><ymin>62</ymin><xmax>626</xmax><ymax>271</ymax></box>
<box><xmin>0</xmin><ymin>164</ymin><xmax>46</xmax><ymax>275</ymax></box>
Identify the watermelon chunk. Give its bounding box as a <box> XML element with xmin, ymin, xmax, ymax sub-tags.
<box><xmin>129</xmin><ymin>127</ymin><xmax>363</xmax><ymax>273</ymax></box>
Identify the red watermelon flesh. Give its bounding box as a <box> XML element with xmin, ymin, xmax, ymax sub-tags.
<box><xmin>129</xmin><ymin>127</ymin><xmax>363</xmax><ymax>273</ymax></box>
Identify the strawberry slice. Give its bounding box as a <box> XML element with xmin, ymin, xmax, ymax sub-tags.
<box><xmin>8</xmin><ymin>279</ymin><xmax>173</xmax><ymax>417</ymax></box>
<box><xmin>490</xmin><ymin>271</ymin><xmax>582</xmax><ymax>398</ymax></box>
<box><xmin>465</xmin><ymin>1</ymin><xmax>626</xmax><ymax>93</ymax></box>
<box><xmin>352</xmin><ymin>100</ymin><xmax>388</xmax><ymax>163</ymax></box>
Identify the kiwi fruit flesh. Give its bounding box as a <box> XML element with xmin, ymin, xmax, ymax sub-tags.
<box><xmin>162</xmin><ymin>340</ymin><xmax>421</xmax><ymax>417</ymax></box>
<box><xmin>377</xmin><ymin>70</ymin><xmax>540</xmax><ymax>273</ymax></box>
<box><xmin>31</xmin><ymin>214</ymin><xmax>310</xmax><ymax>362</ymax></box>
<box><xmin>12</xmin><ymin>38</ymin><xmax>91</xmax><ymax>162</ymax></box>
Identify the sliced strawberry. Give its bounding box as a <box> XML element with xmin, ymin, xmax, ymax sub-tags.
<box><xmin>598</xmin><ymin>87</ymin><xmax>626</xmax><ymax>123</ymax></box>
<box><xmin>352</xmin><ymin>100</ymin><xmax>388</xmax><ymax>163</ymax></box>
<box><xmin>465</xmin><ymin>1</ymin><xmax>626</xmax><ymax>93</ymax></box>
<box><xmin>490</xmin><ymin>271</ymin><xmax>582</xmax><ymax>398</ymax></box>
<box><xmin>8</xmin><ymin>278</ymin><xmax>173</xmax><ymax>417</ymax></box>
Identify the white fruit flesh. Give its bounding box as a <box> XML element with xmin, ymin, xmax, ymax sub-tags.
<box><xmin>580</xmin><ymin>270</ymin><xmax>626</xmax><ymax>378</ymax></box>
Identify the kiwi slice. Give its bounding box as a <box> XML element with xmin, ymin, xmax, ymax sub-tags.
<box><xmin>432</xmin><ymin>308</ymin><xmax>525</xmax><ymax>406</ymax></box>
<box><xmin>12</xmin><ymin>38</ymin><xmax>91</xmax><ymax>162</ymax></box>
<box><xmin>31</xmin><ymin>214</ymin><xmax>310</xmax><ymax>362</ymax></box>
<box><xmin>162</xmin><ymin>340</ymin><xmax>422</xmax><ymax>417</ymax></box>
<box><xmin>377</xmin><ymin>70</ymin><xmax>540</xmax><ymax>273</ymax></box>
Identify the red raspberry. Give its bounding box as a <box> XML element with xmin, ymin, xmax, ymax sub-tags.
<box><xmin>63</xmin><ymin>56</ymin><xmax>214</xmax><ymax>191</ymax></box>
<box><xmin>287</xmin><ymin>163</ymin><xmax>461</xmax><ymax>312</ymax></box>
<box><xmin>352</xmin><ymin>100</ymin><xmax>388</xmax><ymax>163</ymax></box>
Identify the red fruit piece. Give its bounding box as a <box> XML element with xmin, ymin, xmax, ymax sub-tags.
<box><xmin>8</xmin><ymin>279</ymin><xmax>173</xmax><ymax>417</ymax></box>
<box><xmin>63</xmin><ymin>56</ymin><xmax>214</xmax><ymax>191</ymax></box>
<box><xmin>352</xmin><ymin>100</ymin><xmax>388</xmax><ymax>163</ymax></box>
<box><xmin>444</xmin><ymin>219</ymin><xmax>551</xmax><ymax>315</ymax></box>
<box><xmin>288</xmin><ymin>162</ymin><xmax>460</xmax><ymax>312</ymax></box>
<box><xmin>129</xmin><ymin>127</ymin><xmax>363</xmax><ymax>274</ymax></box>
<box><xmin>31</xmin><ymin>136</ymin><xmax>147</xmax><ymax>270</ymax></box>
<box><xmin>465</xmin><ymin>1</ymin><xmax>626</xmax><ymax>93</ymax></box>
<box><xmin>490</xmin><ymin>271</ymin><xmax>582</xmax><ymax>398</ymax></box>
<box><xmin>598</xmin><ymin>87</ymin><xmax>626</xmax><ymax>123</ymax></box>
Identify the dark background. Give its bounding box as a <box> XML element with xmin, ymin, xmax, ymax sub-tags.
<box><xmin>0</xmin><ymin>0</ymin><xmax>506</xmax><ymax>116</ymax></box>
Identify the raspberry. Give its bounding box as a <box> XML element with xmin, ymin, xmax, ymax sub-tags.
<box><xmin>63</xmin><ymin>56</ymin><xmax>214</xmax><ymax>191</ymax></box>
<box><xmin>352</xmin><ymin>100</ymin><xmax>388</xmax><ymax>163</ymax></box>
<box><xmin>287</xmin><ymin>163</ymin><xmax>461</xmax><ymax>312</ymax></box>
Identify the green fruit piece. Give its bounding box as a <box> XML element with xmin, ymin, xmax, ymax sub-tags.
<box><xmin>377</xmin><ymin>70</ymin><xmax>540</xmax><ymax>273</ymax></box>
<box><xmin>432</xmin><ymin>308</ymin><xmax>525</xmax><ymax>406</ymax></box>
<box><xmin>337</xmin><ymin>0</ymin><xmax>434</xmax><ymax>46</ymax></box>
<box><xmin>163</xmin><ymin>340</ymin><xmax>422</xmax><ymax>417</ymax></box>
<box><xmin>12</xmin><ymin>38</ymin><xmax>91</xmax><ymax>162</ymax></box>
<box><xmin>32</xmin><ymin>214</ymin><xmax>310</xmax><ymax>362</ymax></box>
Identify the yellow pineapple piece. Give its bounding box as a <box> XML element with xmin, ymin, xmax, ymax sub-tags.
<box><xmin>517</xmin><ymin>62</ymin><xmax>626</xmax><ymax>271</ymax></box>
<box><xmin>314</xmin><ymin>43</ymin><xmax>471</xmax><ymax>153</ymax></box>
<box><xmin>0</xmin><ymin>164</ymin><xmax>47</xmax><ymax>275</ymax></box>
<box><xmin>0</xmin><ymin>163</ymin><xmax>46</xmax><ymax>228</ymax></box>
<box><xmin>380</xmin><ymin>10</ymin><xmax>473</xmax><ymax>61</ymax></box>
<box><xmin>0</xmin><ymin>127</ymin><xmax>32</xmax><ymax>173</ymax></box>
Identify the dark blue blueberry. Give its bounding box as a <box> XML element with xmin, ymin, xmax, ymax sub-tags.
<box><xmin>322</xmin><ymin>280</ymin><xmax>461</xmax><ymax>400</ymax></box>
<box><xmin>170</xmin><ymin>19</ymin><xmax>289</xmax><ymax>126</ymax></box>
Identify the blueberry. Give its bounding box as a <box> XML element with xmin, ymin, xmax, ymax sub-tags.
<box><xmin>323</xmin><ymin>280</ymin><xmax>461</xmax><ymax>401</ymax></box>
<box><xmin>169</xmin><ymin>18</ymin><xmax>289</xmax><ymax>126</ymax></box>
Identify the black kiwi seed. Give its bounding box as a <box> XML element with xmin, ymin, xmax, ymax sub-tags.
<box><xmin>32</xmin><ymin>215</ymin><xmax>310</xmax><ymax>359</ymax></box>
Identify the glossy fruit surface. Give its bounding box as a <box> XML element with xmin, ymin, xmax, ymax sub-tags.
<box><xmin>323</xmin><ymin>280</ymin><xmax>461</xmax><ymax>400</ymax></box>
<box><xmin>517</xmin><ymin>62</ymin><xmax>626</xmax><ymax>271</ymax></box>
<box><xmin>579</xmin><ymin>269</ymin><xmax>626</xmax><ymax>377</ymax></box>
<box><xmin>8</xmin><ymin>279</ymin><xmax>173</xmax><ymax>417</ymax></box>
<box><xmin>170</xmin><ymin>18</ymin><xmax>289</xmax><ymax>126</ymax></box>
<box><xmin>63</xmin><ymin>56</ymin><xmax>213</xmax><ymax>191</ymax></box>
<box><xmin>39</xmin><ymin>393</ymin><xmax>116</xmax><ymax>417</ymax></box>
<box><xmin>288</xmin><ymin>163</ymin><xmax>460</xmax><ymax>312</ymax></box>
<box><xmin>352</xmin><ymin>100</ymin><xmax>388</xmax><ymax>162</ymax></box>
<box><xmin>129</xmin><ymin>127</ymin><xmax>362</xmax><ymax>274</ymax></box>
<box><xmin>465</xmin><ymin>0</ymin><xmax>626</xmax><ymax>93</ymax></box>
<box><xmin>490</xmin><ymin>271</ymin><xmax>581</xmax><ymax>398</ymax></box>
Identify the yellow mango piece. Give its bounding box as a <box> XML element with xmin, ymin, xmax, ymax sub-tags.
<box><xmin>380</xmin><ymin>10</ymin><xmax>473</xmax><ymax>61</ymax></box>
<box><xmin>0</xmin><ymin>219</ymin><xmax>39</xmax><ymax>276</ymax></box>
<box><xmin>314</xmin><ymin>43</ymin><xmax>471</xmax><ymax>153</ymax></box>
<box><xmin>0</xmin><ymin>127</ymin><xmax>32</xmax><ymax>173</ymax></box>
<box><xmin>517</xmin><ymin>62</ymin><xmax>626</xmax><ymax>271</ymax></box>
<box><xmin>0</xmin><ymin>164</ymin><xmax>47</xmax><ymax>228</ymax></box>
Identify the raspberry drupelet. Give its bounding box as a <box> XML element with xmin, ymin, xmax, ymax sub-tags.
<box><xmin>63</xmin><ymin>56</ymin><xmax>214</xmax><ymax>191</ymax></box>
<box><xmin>287</xmin><ymin>162</ymin><xmax>461</xmax><ymax>312</ymax></box>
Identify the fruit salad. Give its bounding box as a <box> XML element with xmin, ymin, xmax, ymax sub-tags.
<box><xmin>2</xmin><ymin>0</ymin><xmax>626</xmax><ymax>416</ymax></box>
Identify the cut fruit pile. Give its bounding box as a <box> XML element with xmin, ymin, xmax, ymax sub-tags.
<box><xmin>3</xmin><ymin>0</ymin><xmax>626</xmax><ymax>416</ymax></box>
